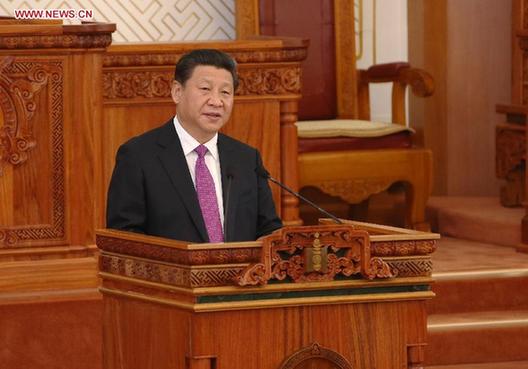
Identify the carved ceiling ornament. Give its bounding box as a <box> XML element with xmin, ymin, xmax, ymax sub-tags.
<box><xmin>236</xmin><ymin>225</ymin><xmax>394</xmax><ymax>286</ymax></box>
<box><xmin>279</xmin><ymin>342</ymin><xmax>353</xmax><ymax>369</ymax></box>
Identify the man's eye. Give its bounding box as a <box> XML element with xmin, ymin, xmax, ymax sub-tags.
<box><xmin>222</xmin><ymin>90</ymin><xmax>231</xmax><ymax>95</ymax></box>
<box><xmin>200</xmin><ymin>87</ymin><xmax>210</xmax><ymax>91</ymax></box>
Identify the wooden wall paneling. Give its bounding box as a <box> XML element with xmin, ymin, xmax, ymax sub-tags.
<box><xmin>67</xmin><ymin>52</ymin><xmax>105</xmax><ymax>244</ymax></box>
<box><xmin>512</xmin><ymin>0</ymin><xmax>524</xmax><ymax>104</ymax></box>
<box><xmin>235</xmin><ymin>0</ymin><xmax>260</xmax><ymax>37</ymax></box>
<box><xmin>408</xmin><ymin>0</ymin><xmax>448</xmax><ymax>195</ymax></box>
<box><xmin>102</xmin><ymin>295</ymin><xmax>191</xmax><ymax>369</ymax></box>
<box><xmin>409</xmin><ymin>0</ymin><xmax>510</xmax><ymax>196</ymax></box>
<box><xmin>518</xmin><ymin>2</ymin><xmax>528</xmax><ymax>249</ymax></box>
<box><xmin>0</xmin><ymin>20</ymin><xmax>115</xmax><ymax>369</ymax></box>
<box><xmin>446</xmin><ymin>0</ymin><xmax>510</xmax><ymax>196</ymax></box>
<box><xmin>0</xmin><ymin>21</ymin><xmax>114</xmax><ymax>293</ymax></box>
<box><xmin>0</xmin><ymin>296</ymin><xmax>102</xmax><ymax>369</ymax></box>
<box><xmin>0</xmin><ymin>54</ymin><xmax>67</xmax><ymax>247</ymax></box>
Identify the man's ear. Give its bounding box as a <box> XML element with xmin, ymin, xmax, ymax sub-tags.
<box><xmin>171</xmin><ymin>81</ymin><xmax>183</xmax><ymax>104</ymax></box>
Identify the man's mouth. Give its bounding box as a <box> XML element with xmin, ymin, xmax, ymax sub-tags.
<box><xmin>203</xmin><ymin>112</ymin><xmax>222</xmax><ymax>119</ymax></box>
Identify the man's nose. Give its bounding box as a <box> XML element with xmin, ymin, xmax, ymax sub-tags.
<box><xmin>207</xmin><ymin>91</ymin><xmax>223</xmax><ymax>106</ymax></box>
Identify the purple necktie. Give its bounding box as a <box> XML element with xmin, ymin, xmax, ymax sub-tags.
<box><xmin>194</xmin><ymin>145</ymin><xmax>224</xmax><ymax>243</ymax></box>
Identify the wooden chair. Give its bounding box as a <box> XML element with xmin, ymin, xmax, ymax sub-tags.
<box><xmin>235</xmin><ymin>0</ymin><xmax>434</xmax><ymax>230</ymax></box>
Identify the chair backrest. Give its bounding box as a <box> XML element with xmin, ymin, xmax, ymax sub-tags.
<box><xmin>235</xmin><ymin>0</ymin><xmax>359</xmax><ymax>120</ymax></box>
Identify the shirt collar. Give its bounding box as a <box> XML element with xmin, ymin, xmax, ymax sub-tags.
<box><xmin>173</xmin><ymin>116</ymin><xmax>219</xmax><ymax>159</ymax></box>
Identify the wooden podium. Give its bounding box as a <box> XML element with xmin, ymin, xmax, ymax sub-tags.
<box><xmin>96</xmin><ymin>221</ymin><xmax>438</xmax><ymax>369</ymax></box>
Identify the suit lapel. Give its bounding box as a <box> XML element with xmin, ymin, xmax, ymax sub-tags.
<box><xmin>218</xmin><ymin>135</ymin><xmax>240</xmax><ymax>242</ymax></box>
<box><xmin>156</xmin><ymin>120</ymin><xmax>209</xmax><ymax>242</ymax></box>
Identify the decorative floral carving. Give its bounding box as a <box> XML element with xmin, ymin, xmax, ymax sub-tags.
<box><xmin>236</xmin><ymin>225</ymin><xmax>394</xmax><ymax>286</ymax></box>
<box><xmin>102</xmin><ymin>66</ymin><xmax>301</xmax><ymax>100</ymax></box>
<box><xmin>279</xmin><ymin>342</ymin><xmax>352</xmax><ymax>369</ymax></box>
<box><xmin>371</xmin><ymin>240</ymin><xmax>437</xmax><ymax>256</ymax></box>
<box><xmin>103</xmin><ymin>71</ymin><xmax>173</xmax><ymax>99</ymax></box>
<box><xmin>496</xmin><ymin>126</ymin><xmax>525</xmax><ymax>178</ymax></box>
<box><xmin>0</xmin><ymin>57</ymin><xmax>48</xmax><ymax>170</ymax></box>
<box><xmin>315</xmin><ymin>178</ymin><xmax>395</xmax><ymax>204</ymax></box>
<box><xmin>0</xmin><ymin>59</ymin><xmax>65</xmax><ymax>247</ymax></box>
<box><xmin>237</xmin><ymin>67</ymin><xmax>301</xmax><ymax>95</ymax></box>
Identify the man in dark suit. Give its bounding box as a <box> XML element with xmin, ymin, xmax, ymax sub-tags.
<box><xmin>106</xmin><ymin>49</ymin><xmax>282</xmax><ymax>243</ymax></box>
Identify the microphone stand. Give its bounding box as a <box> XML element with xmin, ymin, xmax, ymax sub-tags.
<box><xmin>262</xmin><ymin>171</ymin><xmax>343</xmax><ymax>224</ymax></box>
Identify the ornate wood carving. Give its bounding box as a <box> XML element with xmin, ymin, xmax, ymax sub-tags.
<box><xmin>103</xmin><ymin>70</ymin><xmax>172</xmax><ymax>99</ymax></box>
<box><xmin>314</xmin><ymin>178</ymin><xmax>395</xmax><ymax>204</ymax></box>
<box><xmin>99</xmin><ymin>253</ymin><xmax>245</xmax><ymax>288</ymax></box>
<box><xmin>385</xmin><ymin>258</ymin><xmax>433</xmax><ymax>277</ymax></box>
<box><xmin>237</xmin><ymin>67</ymin><xmax>301</xmax><ymax>95</ymax></box>
<box><xmin>0</xmin><ymin>34</ymin><xmax>112</xmax><ymax>50</ymax></box>
<box><xmin>496</xmin><ymin>123</ymin><xmax>525</xmax><ymax>206</ymax></box>
<box><xmin>371</xmin><ymin>240</ymin><xmax>437</xmax><ymax>257</ymax></box>
<box><xmin>496</xmin><ymin>125</ymin><xmax>525</xmax><ymax>178</ymax></box>
<box><xmin>0</xmin><ymin>58</ymin><xmax>65</xmax><ymax>248</ymax></box>
<box><xmin>236</xmin><ymin>225</ymin><xmax>394</xmax><ymax>286</ymax></box>
<box><xmin>102</xmin><ymin>66</ymin><xmax>301</xmax><ymax>100</ymax></box>
<box><xmin>0</xmin><ymin>56</ymin><xmax>46</xmax><ymax>171</ymax></box>
<box><xmin>96</xmin><ymin>223</ymin><xmax>438</xmax><ymax>289</ymax></box>
<box><xmin>279</xmin><ymin>342</ymin><xmax>353</xmax><ymax>369</ymax></box>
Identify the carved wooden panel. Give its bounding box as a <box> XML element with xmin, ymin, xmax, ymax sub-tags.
<box><xmin>236</xmin><ymin>225</ymin><xmax>393</xmax><ymax>286</ymax></box>
<box><xmin>102</xmin><ymin>65</ymin><xmax>301</xmax><ymax>100</ymax></box>
<box><xmin>0</xmin><ymin>57</ymin><xmax>66</xmax><ymax>248</ymax></box>
<box><xmin>279</xmin><ymin>343</ymin><xmax>353</xmax><ymax>369</ymax></box>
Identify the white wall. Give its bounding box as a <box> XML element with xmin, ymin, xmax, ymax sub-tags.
<box><xmin>357</xmin><ymin>0</ymin><xmax>408</xmax><ymax>123</ymax></box>
<box><xmin>0</xmin><ymin>0</ymin><xmax>236</xmax><ymax>43</ymax></box>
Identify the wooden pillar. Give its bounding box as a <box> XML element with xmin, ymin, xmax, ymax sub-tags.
<box><xmin>280</xmin><ymin>100</ymin><xmax>302</xmax><ymax>226</ymax></box>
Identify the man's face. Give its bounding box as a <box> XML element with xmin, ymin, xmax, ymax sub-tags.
<box><xmin>171</xmin><ymin>65</ymin><xmax>235</xmax><ymax>143</ymax></box>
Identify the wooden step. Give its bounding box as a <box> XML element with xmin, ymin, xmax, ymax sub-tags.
<box><xmin>427</xmin><ymin>361</ymin><xmax>528</xmax><ymax>369</ymax></box>
<box><xmin>426</xmin><ymin>196</ymin><xmax>522</xmax><ymax>247</ymax></box>
<box><xmin>428</xmin><ymin>268</ymin><xmax>528</xmax><ymax>314</ymax></box>
<box><xmin>426</xmin><ymin>310</ymin><xmax>528</xmax><ymax>365</ymax></box>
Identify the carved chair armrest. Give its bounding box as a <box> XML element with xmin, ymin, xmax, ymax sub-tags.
<box><xmin>357</xmin><ymin>62</ymin><xmax>434</xmax><ymax>125</ymax></box>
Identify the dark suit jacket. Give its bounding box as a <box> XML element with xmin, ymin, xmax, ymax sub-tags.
<box><xmin>106</xmin><ymin>119</ymin><xmax>282</xmax><ymax>242</ymax></box>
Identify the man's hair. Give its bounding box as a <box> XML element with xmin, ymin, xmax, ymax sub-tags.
<box><xmin>174</xmin><ymin>49</ymin><xmax>239</xmax><ymax>90</ymax></box>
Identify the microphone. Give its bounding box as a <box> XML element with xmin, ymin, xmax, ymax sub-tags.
<box><xmin>255</xmin><ymin>166</ymin><xmax>343</xmax><ymax>224</ymax></box>
<box><xmin>223</xmin><ymin>167</ymin><xmax>236</xmax><ymax>241</ymax></box>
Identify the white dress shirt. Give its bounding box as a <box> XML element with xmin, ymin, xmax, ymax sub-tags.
<box><xmin>173</xmin><ymin>116</ymin><xmax>224</xmax><ymax>227</ymax></box>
